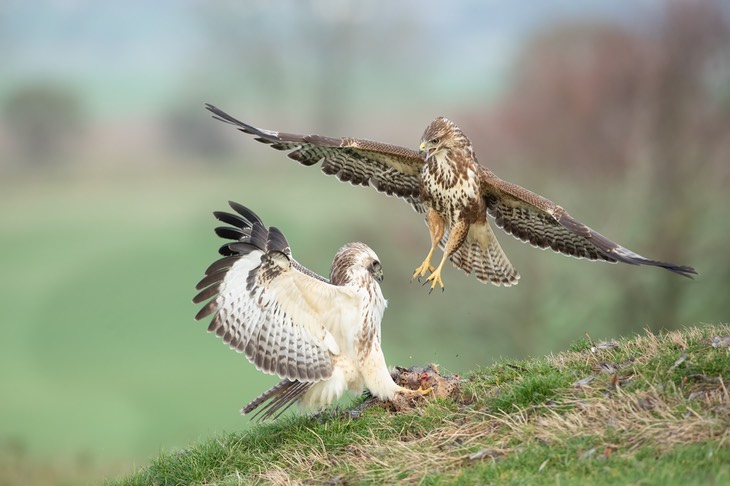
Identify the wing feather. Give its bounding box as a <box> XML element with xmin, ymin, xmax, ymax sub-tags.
<box><xmin>194</xmin><ymin>202</ymin><xmax>362</xmax><ymax>383</ymax></box>
<box><xmin>479</xmin><ymin>168</ymin><xmax>697</xmax><ymax>278</ymax></box>
<box><xmin>242</xmin><ymin>380</ymin><xmax>313</xmax><ymax>421</ymax></box>
<box><xmin>205</xmin><ymin>103</ymin><xmax>427</xmax><ymax>212</ymax></box>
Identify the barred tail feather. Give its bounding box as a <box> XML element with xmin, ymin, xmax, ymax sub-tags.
<box><xmin>444</xmin><ymin>222</ymin><xmax>520</xmax><ymax>287</ymax></box>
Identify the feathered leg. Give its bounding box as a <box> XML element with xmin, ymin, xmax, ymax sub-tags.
<box><xmin>412</xmin><ymin>208</ymin><xmax>445</xmax><ymax>282</ymax></box>
<box><xmin>426</xmin><ymin>219</ymin><xmax>469</xmax><ymax>292</ymax></box>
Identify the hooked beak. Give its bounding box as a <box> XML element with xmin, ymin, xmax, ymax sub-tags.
<box><xmin>373</xmin><ymin>268</ymin><xmax>384</xmax><ymax>282</ymax></box>
<box><xmin>419</xmin><ymin>142</ymin><xmax>435</xmax><ymax>161</ymax></box>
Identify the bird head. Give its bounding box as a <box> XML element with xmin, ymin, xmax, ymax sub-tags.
<box><xmin>330</xmin><ymin>242</ymin><xmax>384</xmax><ymax>285</ymax></box>
<box><xmin>419</xmin><ymin>117</ymin><xmax>458</xmax><ymax>161</ymax></box>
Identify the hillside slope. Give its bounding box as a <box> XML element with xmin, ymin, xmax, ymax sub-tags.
<box><xmin>111</xmin><ymin>324</ymin><xmax>730</xmax><ymax>485</ymax></box>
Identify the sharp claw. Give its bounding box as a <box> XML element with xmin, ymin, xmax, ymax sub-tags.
<box><xmin>421</xmin><ymin>268</ymin><xmax>445</xmax><ymax>293</ymax></box>
<box><xmin>412</xmin><ymin>259</ymin><xmax>436</xmax><ymax>283</ymax></box>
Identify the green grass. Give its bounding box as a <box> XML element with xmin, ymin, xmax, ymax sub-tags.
<box><xmin>2</xmin><ymin>166</ymin><xmax>726</xmax><ymax>484</ymax></box>
<box><xmin>111</xmin><ymin>324</ymin><xmax>730</xmax><ymax>485</ymax></box>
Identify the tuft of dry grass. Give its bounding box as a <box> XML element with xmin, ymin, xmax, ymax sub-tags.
<box><xmin>113</xmin><ymin>324</ymin><xmax>730</xmax><ymax>485</ymax></box>
<box><xmin>240</xmin><ymin>326</ymin><xmax>730</xmax><ymax>483</ymax></box>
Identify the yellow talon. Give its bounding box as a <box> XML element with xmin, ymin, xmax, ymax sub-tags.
<box><xmin>411</xmin><ymin>260</ymin><xmax>435</xmax><ymax>281</ymax></box>
<box><xmin>425</xmin><ymin>267</ymin><xmax>445</xmax><ymax>292</ymax></box>
<box><xmin>416</xmin><ymin>385</ymin><xmax>433</xmax><ymax>396</ymax></box>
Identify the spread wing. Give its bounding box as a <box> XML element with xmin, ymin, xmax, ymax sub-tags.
<box><xmin>479</xmin><ymin>168</ymin><xmax>697</xmax><ymax>278</ymax></box>
<box><xmin>193</xmin><ymin>201</ymin><xmax>362</xmax><ymax>383</ymax></box>
<box><xmin>205</xmin><ymin>103</ymin><xmax>427</xmax><ymax>213</ymax></box>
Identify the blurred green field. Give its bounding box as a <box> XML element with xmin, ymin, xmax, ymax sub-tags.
<box><xmin>2</xmin><ymin>160</ymin><xmax>726</xmax><ymax>484</ymax></box>
<box><xmin>0</xmin><ymin>167</ymin><xmax>430</xmax><ymax>469</ymax></box>
<box><xmin>1</xmin><ymin>2</ymin><xmax>728</xmax><ymax>484</ymax></box>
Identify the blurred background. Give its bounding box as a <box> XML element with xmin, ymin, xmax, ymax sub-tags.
<box><xmin>1</xmin><ymin>0</ymin><xmax>728</xmax><ymax>483</ymax></box>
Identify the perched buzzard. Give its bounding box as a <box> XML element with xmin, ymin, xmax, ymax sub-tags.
<box><xmin>193</xmin><ymin>202</ymin><xmax>422</xmax><ymax>420</ymax></box>
<box><xmin>205</xmin><ymin>105</ymin><xmax>697</xmax><ymax>291</ymax></box>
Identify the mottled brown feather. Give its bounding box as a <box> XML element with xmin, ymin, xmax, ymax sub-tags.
<box><xmin>205</xmin><ymin>105</ymin><xmax>696</xmax><ymax>283</ymax></box>
<box><xmin>479</xmin><ymin>169</ymin><xmax>697</xmax><ymax>277</ymax></box>
<box><xmin>206</xmin><ymin>103</ymin><xmax>426</xmax><ymax>212</ymax></box>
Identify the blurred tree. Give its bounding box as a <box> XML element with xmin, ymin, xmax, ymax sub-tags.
<box><xmin>189</xmin><ymin>0</ymin><xmax>422</xmax><ymax>133</ymax></box>
<box><xmin>469</xmin><ymin>0</ymin><xmax>730</xmax><ymax>334</ymax></box>
<box><xmin>626</xmin><ymin>0</ymin><xmax>730</xmax><ymax>331</ymax></box>
<box><xmin>2</xmin><ymin>84</ymin><xmax>85</xmax><ymax>167</ymax></box>
<box><xmin>495</xmin><ymin>23</ymin><xmax>648</xmax><ymax>178</ymax></box>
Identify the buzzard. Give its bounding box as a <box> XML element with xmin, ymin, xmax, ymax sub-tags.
<box><xmin>205</xmin><ymin>104</ymin><xmax>697</xmax><ymax>291</ymax></box>
<box><xmin>193</xmin><ymin>202</ymin><xmax>423</xmax><ymax>420</ymax></box>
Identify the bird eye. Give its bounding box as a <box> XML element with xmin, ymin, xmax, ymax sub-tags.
<box><xmin>371</xmin><ymin>261</ymin><xmax>381</xmax><ymax>271</ymax></box>
<box><xmin>430</xmin><ymin>137</ymin><xmax>439</xmax><ymax>145</ymax></box>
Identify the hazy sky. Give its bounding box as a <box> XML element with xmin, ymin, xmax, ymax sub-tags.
<box><xmin>0</xmin><ymin>0</ymin><xmax>700</xmax><ymax>117</ymax></box>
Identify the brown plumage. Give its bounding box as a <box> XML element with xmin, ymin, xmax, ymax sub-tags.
<box><xmin>194</xmin><ymin>202</ymin><xmax>417</xmax><ymax>420</ymax></box>
<box><xmin>205</xmin><ymin>104</ymin><xmax>697</xmax><ymax>290</ymax></box>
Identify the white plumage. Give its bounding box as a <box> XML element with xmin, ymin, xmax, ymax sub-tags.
<box><xmin>193</xmin><ymin>202</ymin><xmax>410</xmax><ymax>420</ymax></box>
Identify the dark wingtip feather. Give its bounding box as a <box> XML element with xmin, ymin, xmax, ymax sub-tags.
<box><xmin>214</xmin><ymin>226</ymin><xmax>245</xmax><ymax>241</ymax></box>
<box><xmin>226</xmin><ymin>242</ymin><xmax>261</xmax><ymax>256</ymax></box>
<box><xmin>669</xmin><ymin>265</ymin><xmax>698</xmax><ymax>279</ymax></box>
<box><xmin>194</xmin><ymin>301</ymin><xmax>218</xmax><ymax>321</ymax></box>
<box><xmin>204</xmin><ymin>256</ymin><xmax>236</xmax><ymax>276</ymax></box>
<box><xmin>218</xmin><ymin>243</ymin><xmax>236</xmax><ymax>257</ymax></box>
<box><xmin>212</xmin><ymin>202</ymin><xmax>270</xmax><ymax>254</ymax></box>
<box><xmin>195</xmin><ymin>270</ymin><xmax>227</xmax><ymax>291</ymax></box>
<box><xmin>637</xmin><ymin>259</ymin><xmax>697</xmax><ymax>279</ymax></box>
<box><xmin>592</xmin><ymin>232</ymin><xmax>699</xmax><ymax>279</ymax></box>
<box><xmin>213</xmin><ymin>210</ymin><xmax>250</xmax><ymax>229</ymax></box>
<box><xmin>228</xmin><ymin>201</ymin><xmax>264</xmax><ymax>227</ymax></box>
<box><xmin>195</xmin><ymin>202</ymin><xmax>274</xmax><ymax>329</ymax></box>
<box><xmin>205</xmin><ymin>103</ymin><xmax>243</xmax><ymax>127</ymax></box>
<box><xmin>611</xmin><ymin>250</ymin><xmax>698</xmax><ymax>278</ymax></box>
<box><xmin>192</xmin><ymin>284</ymin><xmax>219</xmax><ymax>304</ymax></box>
<box><xmin>204</xmin><ymin>104</ymin><xmax>275</xmax><ymax>141</ymax></box>
<box><xmin>559</xmin><ymin>213</ymin><xmax>698</xmax><ymax>279</ymax></box>
<box><xmin>266</xmin><ymin>226</ymin><xmax>290</xmax><ymax>254</ymax></box>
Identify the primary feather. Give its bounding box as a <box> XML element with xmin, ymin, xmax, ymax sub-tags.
<box><xmin>205</xmin><ymin>104</ymin><xmax>697</xmax><ymax>287</ymax></box>
<box><xmin>194</xmin><ymin>202</ymin><xmax>408</xmax><ymax>419</ymax></box>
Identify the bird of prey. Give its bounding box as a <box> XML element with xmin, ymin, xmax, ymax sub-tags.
<box><xmin>193</xmin><ymin>202</ymin><xmax>423</xmax><ymax>420</ymax></box>
<box><xmin>205</xmin><ymin>104</ymin><xmax>697</xmax><ymax>291</ymax></box>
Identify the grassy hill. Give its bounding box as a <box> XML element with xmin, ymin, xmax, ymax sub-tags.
<box><xmin>110</xmin><ymin>324</ymin><xmax>729</xmax><ymax>485</ymax></box>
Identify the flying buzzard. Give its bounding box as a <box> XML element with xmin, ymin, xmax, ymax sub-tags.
<box><xmin>205</xmin><ymin>105</ymin><xmax>697</xmax><ymax>291</ymax></box>
<box><xmin>193</xmin><ymin>202</ymin><xmax>421</xmax><ymax>420</ymax></box>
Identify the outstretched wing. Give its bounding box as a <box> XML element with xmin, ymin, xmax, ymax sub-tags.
<box><xmin>479</xmin><ymin>169</ymin><xmax>697</xmax><ymax>278</ymax></box>
<box><xmin>205</xmin><ymin>103</ymin><xmax>427</xmax><ymax>213</ymax></box>
<box><xmin>193</xmin><ymin>202</ymin><xmax>361</xmax><ymax>383</ymax></box>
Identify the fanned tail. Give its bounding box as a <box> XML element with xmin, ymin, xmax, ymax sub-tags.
<box><xmin>444</xmin><ymin>222</ymin><xmax>520</xmax><ymax>287</ymax></box>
